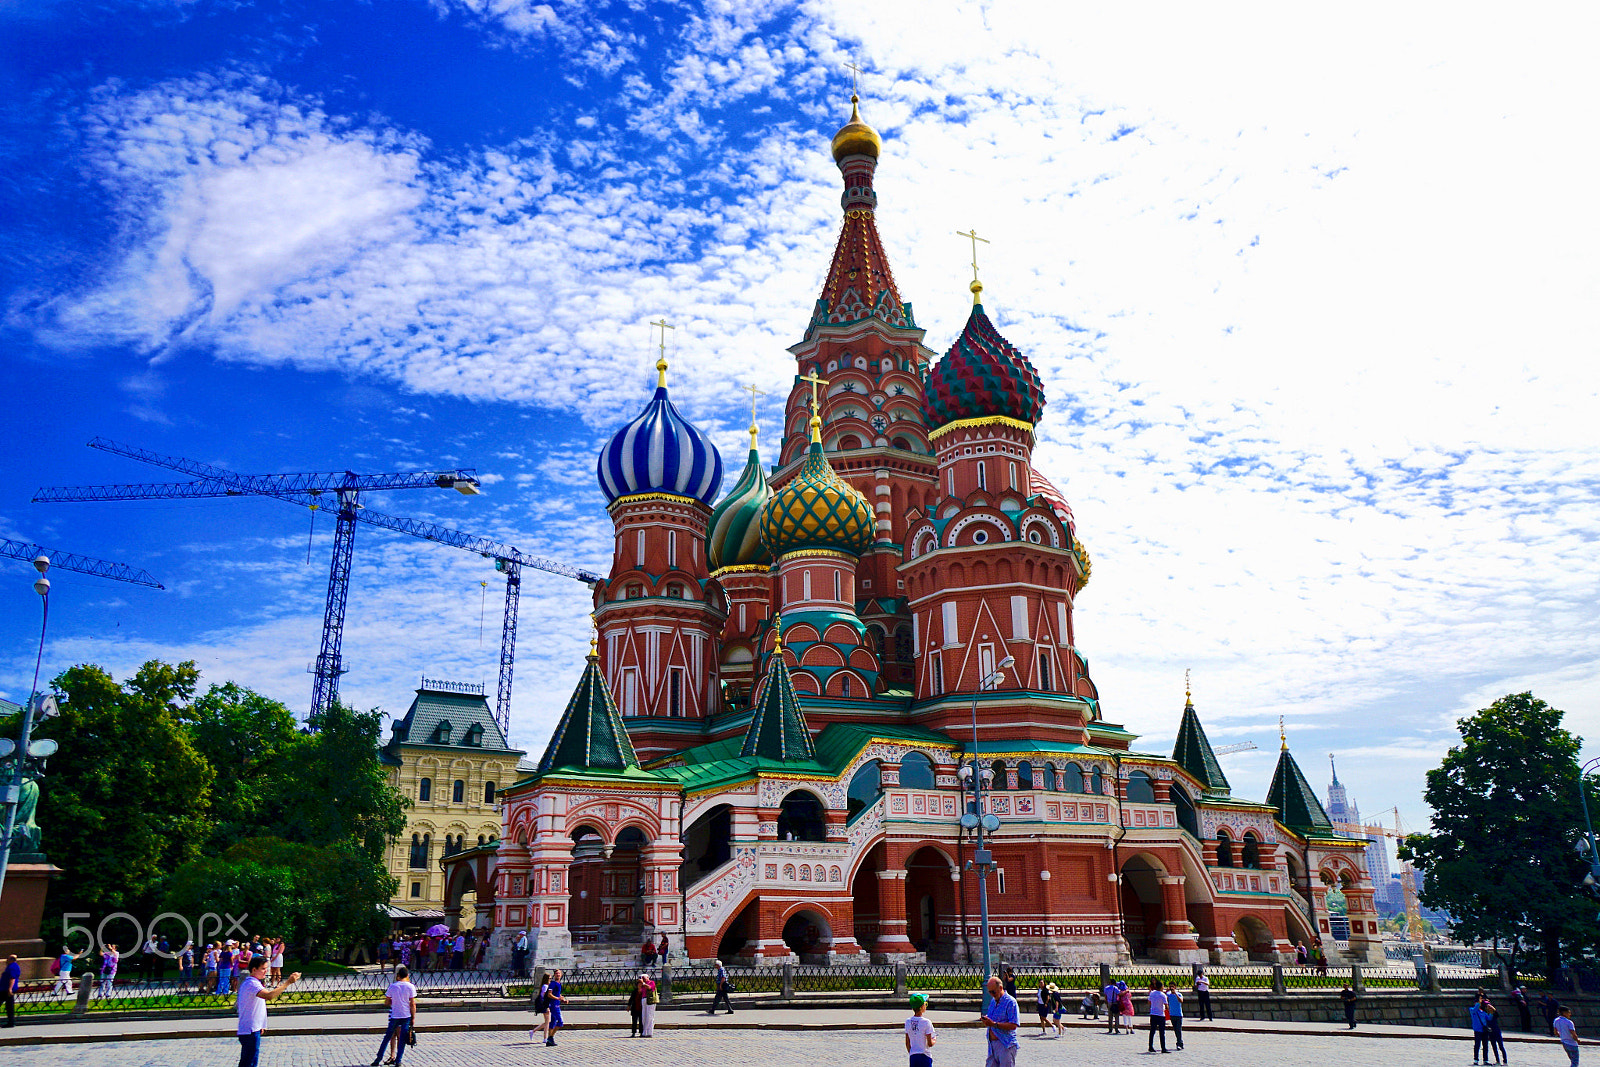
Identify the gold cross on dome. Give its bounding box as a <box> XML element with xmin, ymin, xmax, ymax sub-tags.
<box><xmin>649</xmin><ymin>318</ymin><xmax>675</xmax><ymax>357</ymax></box>
<box><xmin>802</xmin><ymin>368</ymin><xmax>830</xmax><ymax>416</ymax></box>
<box><xmin>742</xmin><ymin>383</ymin><xmax>768</xmax><ymax>440</ymax></box>
<box><xmin>1185</xmin><ymin>668</ymin><xmax>1191</xmax><ymax>703</ymax></box>
<box><xmin>845</xmin><ymin>59</ymin><xmax>863</xmax><ymax>96</ymax></box>
<box><xmin>956</xmin><ymin>228</ymin><xmax>990</xmax><ymax>285</ymax></box>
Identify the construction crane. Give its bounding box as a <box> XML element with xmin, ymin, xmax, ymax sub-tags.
<box><xmin>36</xmin><ymin>439</ymin><xmax>601</xmax><ymax>733</ymax></box>
<box><xmin>1332</xmin><ymin>806</ymin><xmax>1425</xmax><ymax>943</ymax></box>
<box><xmin>1213</xmin><ymin>741</ymin><xmax>1258</xmax><ymax>756</ymax></box>
<box><xmin>35</xmin><ymin>439</ymin><xmax>482</xmax><ymax>718</ymax></box>
<box><xmin>2</xmin><ymin>538</ymin><xmax>163</xmax><ymax>589</ymax></box>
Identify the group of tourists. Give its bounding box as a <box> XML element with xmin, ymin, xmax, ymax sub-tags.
<box><xmin>376</xmin><ymin>932</ymin><xmax>485</xmax><ymax>974</ymax></box>
<box><xmin>56</xmin><ymin>935</ymin><xmax>288</xmax><ymax>998</ymax></box>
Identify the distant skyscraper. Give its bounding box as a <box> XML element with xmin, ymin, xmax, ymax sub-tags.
<box><xmin>1327</xmin><ymin>756</ymin><xmax>1400</xmax><ymax>916</ymax></box>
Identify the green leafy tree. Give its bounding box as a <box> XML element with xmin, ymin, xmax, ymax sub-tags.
<box><xmin>185</xmin><ymin>682</ymin><xmax>299</xmax><ymax>850</ymax></box>
<box><xmin>36</xmin><ymin>661</ymin><xmax>215</xmax><ymax>931</ymax></box>
<box><xmin>1399</xmin><ymin>692</ymin><xmax>1600</xmax><ymax>979</ymax></box>
<box><xmin>272</xmin><ymin>701</ymin><xmax>406</xmax><ymax>862</ymax></box>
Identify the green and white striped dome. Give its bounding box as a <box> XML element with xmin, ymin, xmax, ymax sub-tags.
<box><xmin>708</xmin><ymin>432</ymin><xmax>772</xmax><ymax>572</ymax></box>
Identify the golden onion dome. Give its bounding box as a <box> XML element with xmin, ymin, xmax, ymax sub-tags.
<box><xmin>830</xmin><ymin>94</ymin><xmax>882</xmax><ymax>163</ymax></box>
<box><xmin>759</xmin><ymin>416</ymin><xmax>874</xmax><ymax>558</ymax></box>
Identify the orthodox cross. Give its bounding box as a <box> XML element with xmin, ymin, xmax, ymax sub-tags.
<box><xmin>802</xmin><ymin>368</ymin><xmax>830</xmax><ymax>416</ymax></box>
<box><xmin>845</xmin><ymin>59</ymin><xmax>863</xmax><ymax>96</ymax></box>
<box><xmin>649</xmin><ymin>317</ymin><xmax>675</xmax><ymax>357</ymax></box>
<box><xmin>956</xmin><ymin>228</ymin><xmax>990</xmax><ymax>285</ymax></box>
<box><xmin>742</xmin><ymin>383</ymin><xmax>767</xmax><ymax>440</ymax></box>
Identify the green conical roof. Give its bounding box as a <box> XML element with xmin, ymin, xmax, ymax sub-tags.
<box><xmin>1267</xmin><ymin>742</ymin><xmax>1333</xmax><ymax>833</ymax></box>
<box><xmin>1172</xmin><ymin>698</ymin><xmax>1229</xmax><ymax>795</ymax></box>
<box><xmin>537</xmin><ymin>648</ymin><xmax>639</xmax><ymax>774</ymax></box>
<box><xmin>740</xmin><ymin>643</ymin><xmax>816</xmax><ymax>761</ymax></box>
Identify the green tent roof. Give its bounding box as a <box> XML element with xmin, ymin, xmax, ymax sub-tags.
<box><xmin>536</xmin><ymin>650</ymin><xmax>639</xmax><ymax>774</ymax></box>
<box><xmin>1172</xmin><ymin>698</ymin><xmax>1230</xmax><ymax>795</ymax></box>
<box><xmin>1267</xmin><ymin>743</ymin><xmax>1333</xmax><ymax>832</ymax></box>
<box><xmin>740</xmin><ymin>650</ymin><xmax>815</xmax><ymax>761</ymax></box>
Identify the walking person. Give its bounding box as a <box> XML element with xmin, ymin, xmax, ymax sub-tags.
<box><xmin>708</xmin><ymin>958</ymin><xmax>734</xmax><ymax>1014</ymax></box>
<box><xmin>905</xmin><ymin>992</ymin><xmax>936</xmax><ymax>1067</ymax></box>
<box><xmin>628</xmin><ymin>975</ymin><xmax>645</xmax><ymax>1037</ymax></box>
<box><xmin>1050</xmin><ymin>983</ymin><xmax>1066</xmax><ymax>1035</ymax></box>
<box><xmin>1483</xmin><ymin>999</ymin><xmax>1508</xmax><ymax>1065</ymax></box>
<box><xmin>543</xmin><ymin>968</ymin><xmax>566</xmax><ymax>1047</ymax></box>
<box><xmin>377</xmin><ymin>937</ymin><xmax>392</xmax><ymax>977</ymax></box>
<box><xmin>451</xmin><ymin>933</ymin><xmax>465</xmax><ymax>971</ymax></box>
<box><xmin>0</xmin><ymin>955</ymin><xmax>20</xmax><ymax>1028</ymax></box>
<box><xmin>1034</xmin><ymin>979</ymin><xmax>1052</xmax><ymax>1035</ymax></box>
<box><xmin>1103</xmin><ymin>976</ymin><xmax>1120</xmax><ymax>1034</ymax></box>
<box><xmin>1000</xmin><ymin>964</ymin><xmax>1018</xmax><ymax>1000</ymax></box>
<box><xmin>99</xmin><ymin>942</ymin><xmax>119</xmax><ymax>997</ymax></box>
<box><xmin>1555</xmin><ymin>1006</ymin><xmax>1581</xmax><ymax>1067</ymax></box>
<box><xmin>980</xmin><ymin>975</ymin><xmax>1019</xmax><ymax>1067</ymax></box>
<box><xmin>1541</xmin><ymin>992</ymin><xmax>1561</xmax><ymax>1036</ymax></box>
<box><xmin>1194</xmin><ymin>968</ymin><xmax>1213</xmax><ymax>1021</ymax></box>
<box><xmin>1146</xmin><ymin>977</ymin><xmax>1169</xmax><ymax>1053</ymax></box>
<box><xmin>140</xmin><ymin>935</ymin><xmax>158</xmax><ymax>983</ymax></box>
<box><xmin>53</xmin><ymin>946</ymin><xmax>75</xmax><ymax>997</ymax></box>
<box><xmin>178</xmin><ymin>941</ymin><xmax>194</xmax><ymax>989</ymax></box>
<box><xmin>529</xmin><ymin>973</ymin><xmax>551</xmax><ymax>1041</ymax></box>
<box><xmin>641</xmin><ymin>972</ymin><xmax>658</xmax><ymax>1037</ymax></box>
<box><xmin>270</xmin><ymin>940</ymin><xmax>284</xmax><ymax>985</ymax></box>
<box><xmin>370</xmin><ymin>964</ymin><xmax>417</xmax><ymax>1066</ymax></box>
<box><xmin>235</xmin><ymin>953</ymin><xmax>301</xmax><ymax>1067</ymax></box>
<box><xmin>1339</xmin><ymin>981</ymin><xmax>1358</xmax><ymax>1029</ymax></box>
<box><xmin>1165</xmin><ymin>982</ymin><xmax>1184</xmax><ymax>1051</ymax></box>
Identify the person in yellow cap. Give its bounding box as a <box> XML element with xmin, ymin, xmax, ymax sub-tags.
<box><xmin>905</xmin><ymin>992</ymin><xmax>936</xmax><ymax>1067</ymax></box>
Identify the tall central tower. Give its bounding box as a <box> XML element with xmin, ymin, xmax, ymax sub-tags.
<box><xmin>777</xmin><ymin>95</ymin><xmax>941</xmax><ymax>689</ymax></box>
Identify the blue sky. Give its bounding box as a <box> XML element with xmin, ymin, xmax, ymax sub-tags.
<box><xmin>3</xmin><ymin>0</ymin><xmax>1598</xmax><ymax>842</ymax></box>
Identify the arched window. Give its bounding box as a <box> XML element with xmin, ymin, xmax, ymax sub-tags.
<box><xmin>777</xmin><ymin>791</ymin><xmax>827</xmax><ymax>842</ymax></box>
<box><xmin>1091</xmin><ymin>767</ymin><xmax>1104</xmax><ymax>796</ymax></box>
<box><xmin>452</xmin><ymin>779</ymin><xmax>466</xmax><ymax>804</ymax></box>
<box><xmin>1126</xmin><ymin>771</ymin><xmax>1156</xmax><ymax>803</ymax></box>
<box><xmin>870</xmin><ymin>626</ymin><xmax>887</xmax><ymax>660</ymax></box>
<box><xmin>1217</xmin><ymin>832</ymin><xmax>1235</xmax><ymax>868</ymax></box>
<box><xmin>409</xmin><ymin>833</ymin><xmax>424</xmax><ymax>868</ymax></box>
<box><xmin>1062</xmin><ymin>762</ymin><xmax>1083</xmax><ymax>793</ymax></box>
<box><xmin>990</xmin><ymin>760</ymin><xmax>1009</xmax><ymax>791</ymax></box>
<box><xmin>1242</xmin><ymin>832</ymin><xmax>1261</xmax><ymax>869</ymax></box>
<box><xmin>1042</xmin><ymin>762</ymin><xmax>1058</xmax><ymax>791</ymax></box>
<box><xmin>899</xmin><ymin>751</ymin><xmax>935</xmax><ymax>789</ymax></box>
<box><xmin>477</xmin><ymin>834</ymin><xmax>486</xmax><ymax>847</ymax></box>
<box><xmin>841</xmin><ymin>675</ymin><xmax>853</xmax><ymax>698</ymax></box>
<box><xmin>484</xmin><ymin>781</ymin><xmax>496</xmax><ymax>804</ymax></box>
<box><xmin>894</xmin><ymin>626</ymin><xmax>912</xmax><ymax>663</ymax></box>
<box><xmin>847</xmin><ymin>761</ymin><xmax>883</xmax><ymax>818</ymax></box>
<box><xmin>1016</xmin><ymin>761</ymin><xmax>1034</xmax><ymax>790</ymax></box>
<box><xmin>1172</xmin><ymin>784</ymin><xmax>1200</xmax><ymax>838</ymax></box>
<box><xmin>418</xmin><ymin>778</ymin><xmax>432</xmax><ymax>802</ymax></box>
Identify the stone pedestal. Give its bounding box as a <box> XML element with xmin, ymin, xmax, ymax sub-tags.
<box><xmin>0</xmin><ymin>861</ymin><xmax>60</xmax><ymax>968</ymax></box>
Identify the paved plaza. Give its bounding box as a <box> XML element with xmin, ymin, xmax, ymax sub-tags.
<box><xmin>0</xmin><ymin>1023</ymin><xmax>1554</xmax><ymax>1067</ymax></box>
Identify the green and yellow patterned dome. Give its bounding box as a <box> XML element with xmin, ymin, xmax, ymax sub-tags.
<box><xmin>759</xmin><ymin>416</ymin><xmax>874</xmax><ymax>558</ymax></box>
<box><xmin>707</xmin><ymin>428</ymin><xmax>773</xmax><ymax>572</ymax></box>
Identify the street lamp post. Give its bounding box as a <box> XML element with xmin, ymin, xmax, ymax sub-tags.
<box><xmin>1577</xmin><ymin>758</ymin><xmax>1600</xmax><ymax>893</ymax></box>
<box><xmin>958</xmin><ymin>654</ymin><xmax>1013</xmax><ymax>1012</ymax></box>
<box><xmin>0</xmin><ymin>555</ymin><xmax>51</xmax><ymax>908</ymax></box>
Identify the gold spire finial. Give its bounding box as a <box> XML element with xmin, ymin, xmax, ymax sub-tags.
<box><xmin>1280</xmin><ymin>715</ymin><xmax>1287</xmax><ymax>750</ymax></box>
<box><xmin>650</xmin><ymin>318</ymin><xmax>675</xmax><ymax>387</ymax></box>
<box><xmin>1184</xmin><ymin>668</ymin><xmax>1191</xmax><ymax>707</ymax></box>
<box><xmin>742</xmin><ymin>383</ymin><xmax>768</xmax><ymax>446</ymax></box>
<box><xmin>957</xmin><ymin>228</ymin><xmax>991</xmax><ymax>305</ymax></box>
<box><xmin>773</xmin><ymin>614</ymin><xmax>784</xmax><ymax>652</ymax></box>
<box><xmin>801</xmin><ymin>368</ymin><xmax>830</xmax><ymax>444</ymax></box>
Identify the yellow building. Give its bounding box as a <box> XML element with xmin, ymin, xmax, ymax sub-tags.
<box><xmin>380</xmin><ymin>679</ymin><xmax>525</xmax><ymax>926</ymax></box>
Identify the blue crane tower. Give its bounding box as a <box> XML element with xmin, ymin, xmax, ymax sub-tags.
<box><xmin>35</xmin><ymin>439</ymin><xmax>599</xmax><ymax>731</ymax></box>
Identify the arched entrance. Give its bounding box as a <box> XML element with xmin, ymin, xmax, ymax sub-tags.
<box><xmin>1233</xmin><ymin>914</ymin><xmax>1276</xmax><ymax>962</ymax></box>
<box><xmin>782</xmin><ymin>908</ymin><xmax>834</xmax><ymax>963</ymax></box>
<box><xmin>717</xmin><ymin>899</ymin><xmax>757</xmax><ymax>961</ymax></box>
<box><xmin>567</xmin><ymin>824</ymin><xmax>606</xmax><ymax>946</ymax></box>
<box><xmin>1119</xmin><ymin>854</ymin><xmax>1167</xmax><ymax>961</ymax></box>
<box><xmin>851</xmin><ymin>843</ymin><xmax>886</xmax><ymax>953</ymax></box>
<box><xmin>904</xmin><ymin>846</ymin><xmax>956</xmax><ymax>960</ymax></box>
<box><xmin>607</xmin><ymin>827</ymin><xmax>646</xmax><ymax>932</ymax></box>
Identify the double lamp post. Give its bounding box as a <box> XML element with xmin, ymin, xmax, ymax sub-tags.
<box><xmin>958</xmin><ymin>653</ymin><xmax>1014</xmax><ymax>1008</ymax></box>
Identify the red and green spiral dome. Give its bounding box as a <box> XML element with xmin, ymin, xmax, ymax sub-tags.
<box><xmin>923</xmin><ymin>301</ymin><xmax>1046</xmax><ymax>430</ymax></box>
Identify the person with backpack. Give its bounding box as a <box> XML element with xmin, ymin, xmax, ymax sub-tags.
<box><xmin>628</xmin><ymin>975</ymin><xmax>645</xmax><ymax>1037</ymax></box>
<box><xmin>529</xmin><ymin>973</ymin><xmax>551</xmax><ymax>1041</ymax></box>
<box><xmin>544</xmin><ymin>969</ymin><xmax>566</xmax><ymax>1047</ymax></box>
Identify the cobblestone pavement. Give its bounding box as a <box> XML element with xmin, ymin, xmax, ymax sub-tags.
<box><xmin>0</xmin><ymin>1025</ymin><xmax>1519</xmax><ymax>1066</ymax></box>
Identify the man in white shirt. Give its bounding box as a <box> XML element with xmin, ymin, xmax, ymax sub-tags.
<box><xmin>235</xmin><ymin>955</ymin><xmax>300</xmax><ymax>1067</ymax></box>
<box><xmin>373</xmin><ymin>964</ymin><xmax>419</xmax><ymax>1066</ymax></box>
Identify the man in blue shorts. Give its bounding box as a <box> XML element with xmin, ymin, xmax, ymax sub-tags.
<box><xmin>544</xmin><ymin>968</ymin><xmax>566</xmax><ymax>1047</ymax></box>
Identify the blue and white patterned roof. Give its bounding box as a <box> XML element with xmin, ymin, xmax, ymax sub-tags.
<box><xmin>597</xmin><ymin>369</ymin><xmax>724</xmax><ymax>505</ymax></box>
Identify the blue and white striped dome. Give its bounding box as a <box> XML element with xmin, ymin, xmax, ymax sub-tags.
<box><xmin>597</xmin><ymin>361</ymin><xmax>724</xmax><ymax>505</ymax></box>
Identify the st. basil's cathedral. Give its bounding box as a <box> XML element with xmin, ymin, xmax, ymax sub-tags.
<box><xmin>439</xmin><ymin>97</ymin><xmax>1384</xmax><ymax>969</ymax></box>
